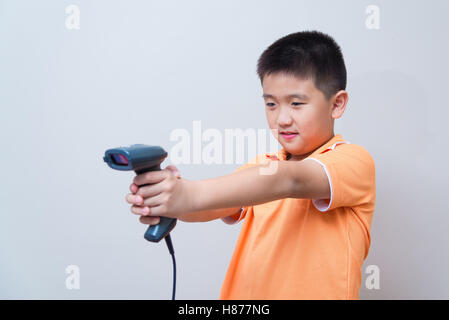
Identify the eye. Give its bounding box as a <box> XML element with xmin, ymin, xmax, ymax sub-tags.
<box><xmin>292</xmin><ymin>102</ymin><xmax>304</xmax><ymax>106</ymax></box>
<box><xmin>266</xmin><ymin>102</ymin><xmax>276</xmax><ymax>107</ymax></box>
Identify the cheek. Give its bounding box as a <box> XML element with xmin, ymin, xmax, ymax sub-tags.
<box><xmin>292</xmin><ymin>111</ymin><xmax>318</xmax><ymax>131</ymax></box>
<box><xmin>290</xmin><ymin>111</ymin><xmax>308</xmax><ymax>126</ymax></box>
<box><xmin>265</xmin><ymin>111</ymin><xmax>277</xmax><ymax>127</ymax></box>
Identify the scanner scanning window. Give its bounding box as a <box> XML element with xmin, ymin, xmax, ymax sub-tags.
<box><xmin>111</xmin><ymin>154</ymin><xmax>129</xmax><ymax>165</ymax></box>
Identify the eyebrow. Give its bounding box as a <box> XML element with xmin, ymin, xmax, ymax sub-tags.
<box><xmin>262</xmin><ymin>93</ymin><xmax>310</xmax><ymax>100</ymax></box>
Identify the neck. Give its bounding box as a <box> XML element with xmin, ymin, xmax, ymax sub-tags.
<box><xmin>287</xmin><ymin>151</ymin><xmax>313</xmax><ymax>161</ymax></box>
<box><xmin>286</xmin><ymin>133</ymin><xmax>336</xmax><ymax>161</ymax></box>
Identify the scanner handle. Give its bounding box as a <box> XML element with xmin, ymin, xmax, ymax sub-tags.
<box><xmin>135</xmin><ymin>165</ymin><xmax>177</xmax><ymax>243</ymax></box>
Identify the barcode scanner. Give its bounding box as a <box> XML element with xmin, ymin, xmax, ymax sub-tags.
<box><xmin>103</xmin><ymin>144</ymin><xmax>177</xmax><ymax>299</ymax></box>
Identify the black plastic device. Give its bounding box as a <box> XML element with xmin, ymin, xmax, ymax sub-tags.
<box><xmin>103</xmin><ymin>144</ymin><xmax>177</xmax><ymax>299</ymax></box>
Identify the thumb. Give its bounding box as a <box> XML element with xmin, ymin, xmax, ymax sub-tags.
<box><xmin>165</xmin><ymin>164</ymin><xmax>181</xmax><ymax>178</ymax></box>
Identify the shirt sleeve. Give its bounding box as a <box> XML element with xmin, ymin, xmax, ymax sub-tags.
<box><xmin>220</xmin><ymin>155</ymin><xmax>264</xmax><ymax>224</ymax></box>
<box><xmin>303</xmin><ymin>144</ymin><xmax>376</xmax><ymax>212</ymax></box>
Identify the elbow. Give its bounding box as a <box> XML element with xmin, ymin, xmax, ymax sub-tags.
<box><xmin>282</xmin><ymin>161</ymin><xmax>305</xmax><ymax>199</ymax></box>
<box><xmin>288</xmin><ymin>174</ymin><xmax>304</xmax><ymax>199</ymax></box>
<box><xmin>284</xmin><ymin>160</ymin><xmax>328</xmax><ymax>200</ymax></box>
<box><xmin>289</xmin><ymin>159</ymin><xmax>332</xmax><ymax>200</ymax></box>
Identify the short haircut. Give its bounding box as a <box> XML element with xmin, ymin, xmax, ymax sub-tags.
<box><xmin>256</xmin><ymin>30</ymin><xmax>347</xmax><ymax>101</ymax></box>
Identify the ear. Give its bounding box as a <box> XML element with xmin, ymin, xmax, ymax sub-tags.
<box><xmin>330</xmin><ymin>90</ymin><xmax>349</xmax><ymax>119</ymax></box>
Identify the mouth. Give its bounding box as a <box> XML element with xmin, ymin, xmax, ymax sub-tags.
<box><xmin>280</xmin><ymin>131</ymin><xmax>298</xmax><ymax>140</ymax></box>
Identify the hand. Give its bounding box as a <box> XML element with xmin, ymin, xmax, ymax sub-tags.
<box><xmin>125</xmin><ymin>165</ymin><xmax>191</xmax><ymax>225</ymax></box>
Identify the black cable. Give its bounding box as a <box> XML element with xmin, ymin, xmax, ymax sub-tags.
<box><xmin>164</xmin><ymin>234</ymin><xmax>176</xmax><ymax>300</ymax></box>
<box><xmin>170</xmin><ymin>251</ymin><xmax>176</xmax><ymax>300</ymax></box>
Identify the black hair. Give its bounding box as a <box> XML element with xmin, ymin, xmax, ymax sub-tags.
<box><xmin>256</xmin><ymin>30</ymin><xmax>347</xmax><ymax>101</ymax></box>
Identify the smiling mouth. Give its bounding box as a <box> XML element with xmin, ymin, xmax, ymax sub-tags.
<box><xmin>280</xmin><ymin>132</ymin><xmax>298</xmax><ymax>139</ymax></box>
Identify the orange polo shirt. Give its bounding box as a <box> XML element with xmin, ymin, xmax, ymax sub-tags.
<box><xmin>219</xmin><ymin>134</ymin><xmax>376</xmax><ymax>299</ymax></box>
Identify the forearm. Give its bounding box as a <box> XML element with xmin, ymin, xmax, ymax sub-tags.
<box><xmin>190</xmin><ymin>162</ymin><xmax>295</xmax><ymax>212</ymax></box>
<box><xmin>179</xmin><ymin>206</ymin><xmax>242</xmax><ymax>223</ymax></box>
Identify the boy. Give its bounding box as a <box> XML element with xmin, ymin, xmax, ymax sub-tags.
<box><xmin>125</xmin><ymin>30</ymin><xmax>376</xmax><ymax>299</ymax></box>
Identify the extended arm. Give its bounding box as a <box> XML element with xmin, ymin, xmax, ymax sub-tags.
<box><xmin>186</xmin><ymin>159</ymin><xmax>330</xmax><ymax>217</ymax></box>
<box><xmin>132</xmin><ymin>159</ymin><xmax>330</xmax><ymax>222</ymax></box>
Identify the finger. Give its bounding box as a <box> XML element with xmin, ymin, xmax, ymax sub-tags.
<box><xmin>165</xmin><ymin>165</ymin><xmax>181</xmax><ymax>178</ymax></box>
<box><xmin>139</xmin><ymin>216</ymin><xmax>161</xmax><ymax>225</ymax></box>
<box><xmin>139</xmin><ymin>204</ymin><xmax>166</xmax><ymax>217</ymax></box>
<box><xmin>130</xmin><ymin>205</ymin><xmax>152</xmax><ymax>216</ymax></box>
<box><xmin>134</xmin><ymin>183</ymin><xmax>165</xmax><ymax>199</ymax></box>
<box><xmin>141</xmin><ymin>192</ymin><xmax>166</xmax><ymax>208</ymax></box>
<box><xmin>134</xmin><ymin>171</ymin><xmax>167</xmax><ymax>187</ymax></box>
<box><xmin>126</xmin><ymin>193</ymin><xmax>143</xmax><ymax>205</ymax></box>
<box><xmin>130</xmin><ymin>183</ymin><xmax>138</xmax><ymax>193</ymax></box>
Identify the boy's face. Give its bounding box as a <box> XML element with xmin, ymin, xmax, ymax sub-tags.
<box><xmin>262</xmin><ymin>72</ymin><xmax>347</xmax><ymax>161</ymax></box>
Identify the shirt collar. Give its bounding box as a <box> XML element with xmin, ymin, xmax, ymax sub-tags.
<box><xmin>266</xmin><ymin>134</ymin><xmax>346</xmax><ymax>161</ymax></box>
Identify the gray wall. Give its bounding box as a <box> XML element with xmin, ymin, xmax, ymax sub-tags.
<box><xmin>1</xmin><ymin>0</ymin><xmax>448</xmax><ymax>299</ymax></box>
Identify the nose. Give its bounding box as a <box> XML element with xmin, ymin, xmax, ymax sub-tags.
<box><xmin>277</xmin><ymin>105</ymin><xmax>293</xmax><ymax>127</ymax></box>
